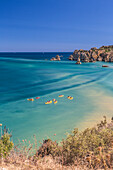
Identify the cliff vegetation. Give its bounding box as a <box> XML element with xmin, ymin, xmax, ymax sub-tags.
<box><xmin>0</xmin><ymin>116</ymin><xmax>113</xmax><ymax>169</ymax></box>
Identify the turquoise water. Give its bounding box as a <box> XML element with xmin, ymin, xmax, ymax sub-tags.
<box><xmin>0</xmin><ymin>53</ymin><xmax>113</xmax><ymax>144</ymax></box>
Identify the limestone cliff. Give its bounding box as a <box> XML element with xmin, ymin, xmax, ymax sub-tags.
<box><xmin>69</xmin><ymin>45</ymin><xmax>113</xmax><ymax>63</ymax></box>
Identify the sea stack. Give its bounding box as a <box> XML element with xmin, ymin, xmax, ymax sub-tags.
<box><xmin>50</xmin><ymin>55</ymin><xmax>61</xmax><ymax>61</ymax></box>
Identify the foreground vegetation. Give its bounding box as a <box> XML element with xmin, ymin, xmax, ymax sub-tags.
<box><xmin>0</xmin><ymin>116</ymin><xmax>113</xmax><ymax>169</ymax></box>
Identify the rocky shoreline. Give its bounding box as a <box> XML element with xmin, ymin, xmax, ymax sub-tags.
<box><xmin>68</xmin><ymin>45</ymin><xmax>113</xmax><ymax>63</ymax></box>
<box><xmin>50</xmin><ymin>45</ymin><xmax>113</xmax><ymax>64</ymax></box>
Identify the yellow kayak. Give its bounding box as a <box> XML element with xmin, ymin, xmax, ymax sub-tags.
<box><xmin>45</xmin><ymin>100</ymin><xmax>52</xmax><ymax>104</ymax></box>
<box><xmin>67</xmin><ymin>96</ymin><xmax>73</xmax><ymax>100</ymax></box>
<box><xmin>54</xmin><ymin>100</ymin><xmax>58</xmax><ymax>104</ymax></box>
<box><xmin>27</xmin><ymin>98</ymin><xmax>34</xmax><ymax>101</ymax></box>
<box><xmin>69</xmin><ymin>97</ymin><xmax>73</xmax><ymax>100</ymax></box>
<box><xmin>58</xmin><ymin>95</ymin><xmax>64</xmax><ymax>97</ymax></box>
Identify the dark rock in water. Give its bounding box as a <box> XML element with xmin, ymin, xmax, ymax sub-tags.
<box><xmin>102</xmin><ymin>65</ymin><xmax>109</xmax><ymax>67</ymax></box>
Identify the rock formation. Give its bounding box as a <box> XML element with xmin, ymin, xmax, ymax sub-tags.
<box><xmin>50</xmin><ymin>55</ymin><xmax>61</xmax><ymax>61</ymax></box>
<box><xmin>55</xmin><ymin>55</ymin><xmax>60</xmax><ymax>61</ymax></box>
<box><xmin>75</xmin><ymin>57</ymin><xmax>81</xmax><ymax>64</ymax></box>
<box><xmin>69</xmin><ymin>45</ymin><xmax>113</xmax><ymax>63</ymax></box>
<box><xmin>68</xmin><ymin>55</ymin><xmax>74</xmax><ymax>60</ymax></box>
<box><xmin>109</xmin><ymin>52</ymin><xmax>113</xmax><ymax>62</ymax></box>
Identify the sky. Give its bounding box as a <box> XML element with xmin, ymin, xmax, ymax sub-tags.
<box><xmin>0</xmin><ymin>0</ymin><xmax>113</xmax><ymax>52</ymax></box>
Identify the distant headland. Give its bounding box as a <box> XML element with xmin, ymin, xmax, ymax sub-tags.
<box><xmin>69</xmin><ymin>45</ymin><xmax>113</xmax><ymax>63</ymax></box>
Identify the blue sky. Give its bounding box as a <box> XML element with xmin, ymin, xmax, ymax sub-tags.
<box><xmin>0</xmin><ymin>0</ymin><xmax>113</xmax><ymax>52</ymax></box>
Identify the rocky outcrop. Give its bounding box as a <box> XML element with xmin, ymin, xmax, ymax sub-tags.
<box><xmin>91</xmin><ymin>51</ymin><xmax>98</xmax><ymax>60</ymax></box>
<box><xmin>69</xmin><ymin>45</ymin><xmax>113</xmax><ymax>63</ymax></box>
<box><xmin>80</xmin><ymin>53</ymin><xmax>89</xmax><ymax>62</ymax></box>
<box><xmin>75</xmin><ymin>57</ymin><xmax>81</xmax><ymax>64</ymax></box>
<box><xmin>50</xmin><ymin>55</ymin><xmax>61</xmax><ymax>61</ymax></box>
<box><xmin>89</xmin><ymin>57</ymin><xmax>96</xmax><ymax>62</ymax></box>
<box><xmin>97</xmin><ymin>56</ymin><xmax>102</xmax><ymax>61</ymax></box>
<box><xmin>50</xmin><ymin>57</ymin><xmax>56</xmax><ymax>61</ymax></box>
<box><xmin>56</xmin><ymin>55</ymin><xmax>60</xmax><ymax>61</ymax></box>
<box><xmin>73</xmin><ymin>50</ymin><xmax>80</xmax><ymax>61</ymax></box>
<box><xmin>91</xmin><ymin>47</ymin><xmax>97</xmax><ymax>50</ymax></box>
<box><xmin>108</xmin><ymin>52</ymin><xmax>113</xmax><ymax>62</ymax></box>
<box><xmin>68</xmin><ymin>55</ymin><xmax>74</xmax><ymax>60</ymax></box>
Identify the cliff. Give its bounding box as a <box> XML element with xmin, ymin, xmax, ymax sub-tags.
<box><xmin>69</xmin><ymin>45</ymin><xmax>113</xmax><ymax>63</ymax></box>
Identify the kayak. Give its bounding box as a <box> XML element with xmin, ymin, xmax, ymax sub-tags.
<box><xmin>67</xmin><ymin>96</ymin><xmax>73</xmax><ymax>100</ymax></box>
<box><xmin>36</xmin><ymin>97</ymin><xmax>40</xmax><ymax>99</ymax></box>
<box><xmin>45</xmin><ymin>100</ymin><xmax>52</xmax><ymax>104</ymax></box>
<box><xmin>27</xmin><ymin>98</ymin><xmax>34</xmax><ymax>101</ymax></box>
<box><xmin>69</xmin><ymin>97</ymin><xmax>73</xmax><ymax>100</ymax></box>
<box><xmin>58</xmin><ymin>95</ymin><xmax>64</xmax><ymax>97</ymax></box>
<box><xmin>54</xmin><ymin>100</ymin><xmax>58</xmax><ymax>104</ymax></box>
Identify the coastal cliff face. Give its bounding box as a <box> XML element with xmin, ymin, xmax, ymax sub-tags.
<box><xmin>69</xmin><ymin>45</ymin><xmax>113</xmax><ymax>63</ymax></box>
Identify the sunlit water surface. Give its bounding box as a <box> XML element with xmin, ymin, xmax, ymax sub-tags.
<box><xmin>0</xmin><ymin>53</ymin><xmax>113</xmax><ymax>144</ymax></box>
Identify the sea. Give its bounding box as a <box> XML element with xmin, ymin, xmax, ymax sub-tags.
<box><xmin>0</xmin><ymin>52</ymin><xmax>113</xmax><ymax>145</ymax></box>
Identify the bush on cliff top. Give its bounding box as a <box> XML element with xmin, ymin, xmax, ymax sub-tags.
<box><xmin>0</xmin><ymin>126</ymin><xmax>14</xmax><ymax>158</ymax></box>
<box><xmin>36</xmin><ymin>116</ymin><xmax>113</xmax><ymax>168</ymax></box>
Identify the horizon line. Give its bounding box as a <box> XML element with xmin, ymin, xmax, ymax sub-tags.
<box><xmin>0</xmin><ymin>51</ymin><xmax>73</xmax><ymax>53</ymax></box>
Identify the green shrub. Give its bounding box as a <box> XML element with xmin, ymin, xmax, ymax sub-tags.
<box><xmin>61</xmin><ymin>117</ymin><xmax>113</xmax><ymax>165</ymax></box>
<box><xmin>36</xmin><ymin>139</ymin><xmax>61</xmax><ymax>158</ymax></box>
<box><xmin>0</xmin><ymin>127</ymin><xmax>14</xmax><ymax>158</ymax></box>
<box><xmin>36</xmin><ymin>117</ymin><xmax>113</xmax><ymax>168</ymax></box>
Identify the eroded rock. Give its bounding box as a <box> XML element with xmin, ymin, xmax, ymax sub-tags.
<box><xmin>69</xmin><ymin>45</ymin><xmax>113</xmax><ymax>63</ymax></box>
<box><xmin>50</xmin><ymin>55</ymin><xmax>61</xmax><ymax>61</ymax></box>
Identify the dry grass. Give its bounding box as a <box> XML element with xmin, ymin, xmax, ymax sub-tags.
<box><xmin>0</xmin><ymin>155</ymin><xmax>88</xmax><ymax>170</ymax></box>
